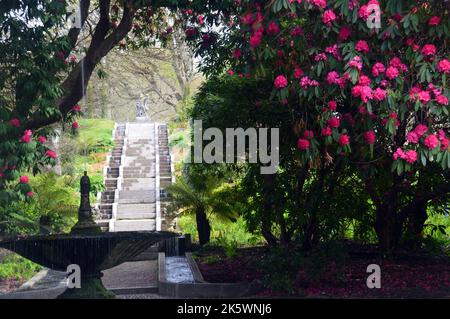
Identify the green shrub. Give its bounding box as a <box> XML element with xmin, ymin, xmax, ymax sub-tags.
<box><xmin>0</xmin><ymin>254</ymin><xmax>42</xmax><ymax>281</ymax></box>
<box><xmin>178</xmin><ymin>215</ymin><xmax>264</xmax><ymax>248</ymax></box>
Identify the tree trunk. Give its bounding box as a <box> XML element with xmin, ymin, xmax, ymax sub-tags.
<box><xmin>196</xmin><ymin>206</ymin><xmax>211</xmax><ymax>245</ymax></box>
<box><xmin>404</xmin><ymin>202</ymin><xmax>428</xmax><ymax>247</ymax></box>
<box><xmin>374</xmin><ymin>198</ymin><xmax>403</xmax><ymax>253</ymax></box>
<box><xmin>261</xmin><ymin>174</ymin><xmax>278</xmax><ymax>246</ymax></box>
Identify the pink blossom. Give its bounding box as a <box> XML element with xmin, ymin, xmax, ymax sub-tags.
<box><xmin>438</xmin><ymin>131</ymin><xmax>449</xmax><ymax>150</ymax></box>
<box><xmin>9</xmin><ymin>118</ymin><xmax>21</xmax><ymax>127</ymax></box>
<box><xmin>372</xmin><ymin>63</ymin><xmax>386</xmax><ymax>77</ymax></box>
<box><xmin>418</xmin><ymin>91</ymin><xmax>431</xmax><ymax>104</ymax></box>
<box><xmin>266</xmin><ymin>22</ymin><xmax>280</xmax><ymax>36</ymax></box>
<box><xmin>428</xmin><ymin>16</ymin><xmax>441</xmax><ymax>26</ymax></box>
<box><xmin>355</xmin><ymin>40</ymin><xmax>369</xmax><ymax>53</ymax></box>
<box><xmin>322</xmin><ymin>10</ymin><xmax>337</xmax><ymax>26</ymax></box>
<box><xmin>72</xmin><ymin>104</ymin><xmax>81</xmax><ymax>112</ymax></box>
<box><xmin>303</xmin><ymin>130</ymin><xmax>314</xmax><ymax>139</ymax></box>
<box><xmin>326</xmin><ymin>71</ymin><xmax>340</xmax><ymax>85</ymax></box>
<box><xmin>321</xmin><ymin>127</ymin><xmax>332</xmax><ymax>136</ymax></box>
<box><xmin>352</xmin><ymin>85</ymin><xmax>373</xmax><ymax>103</ymax></box>
<box><xmin>386</xmin><ymin>67</ymin><xmax>399</xmax><ymax>80</ymax></box>
<box><xmin>291</xmin><ymin>26</ymin><xmax>303</xmax><ymax>37</ymax></box>
<box><xmin>373</xmin><ymin>88</ymin><xmax>387</xmax><ymax>101</ymax></box>
<box><xmin>404</xmin><ymin>150</ymin><xmax>418</xmax><ymax>164</ymax></box>
<box><xmin>72</xmin><ymin>122</ymin><xmax>79</xmax><ymax>129</ymax></box>
<box><xmin>20</xmin><ymin>175</ymin><xmax>29</xmax><ymax>184</ymax></box>
<box><xmin>437</xmin><ymin>59</ymin><xmax>450</xmax><ymax>74</ymax></box>
<box><xmin>315</xmin><ymin>53</ymin><xmax>327</xmax><ymax>62</ymax></box>
<box><xmin>440</xmin><ymin>138</ymin><xmax>449</xmax><ymax>151</ymax></box>
<box><xmin>356</xmin><ymin>74</ymin><xmax>368</xmax><ymax>85</ymax></box>
<box><xmin>436</xmin><ymin>95</ymin><xmax>449</xmax><ymax>106</ymax></box>
<box><xmin>349</xmin><ymin>56</ymin><xmax>363</xmax><ymax>70</ymax></box>
<box><xmin>26</xmin><ymin>191</ymin><xmax>34</xmax><ymax>197</ymax></box>
<box><xmin>407</xmin><ymin>132</ymin><xmax>419</xmax><ymax>144</ymax></box>
<box><xmin>232</xmin><ymin>49</ymin><xmax>242</xmax><ymax>59</ymax></box>
<box><xmin>325</xmin><ymin>45</ymin><xmax>339</xmax><ymax>59</ymax></box>
<box><xmin>300</xmin><ymin>76</ymin><xmax>313</xmax><ymax>88</ymax></box>
<box><xmin>297</xmin><ymin>138</ymin><xmax>310</xmax><ymax>150</ymax></box>
<box><xmin>414</xmin><ymin>124</ymin><xmax>428</xmax><ymax>137</ymax></box>
<box><xmin>328</xmin><ymin>100</ymin><xmax>337</xmax><ymax>111</ymax></box>
<box><xmin>421</xmin><ymin>44</ymin><xmax>436</xmax><ymax>56</ymax></box>
<box><xmin>363</xmin><ymin>131</ymin><xmax>376</xmax><ymax>145</ymax></box>
<box><xmin>38</xmin><ymin>136</ymin><xmax>47</xmax><ymax>144</ymax></box>
<box><xmin>393</xmin><ymin>148</ymin><xmax>405</xmax><ymax>160</ymax></box>
<box><xmin>328</xmin><ymin>117</ymin><xmax>340</xmax><ymax>128</ymax></box>
<box><xmin>294</xmin><ymin>68</ymin><xmax>304</xmax><ymax>79</ymax></box>
<box><xmin>339</xmin><ymin>134</ymin><xmax>350</xmax><ymax>146</ymax></box>
<box><xmin>424</xmin><ymin>134</ymin><xmax>439</xmax><ymax>150</ymax></box>
<box><xmin>249</xmin><ymin>33</ymin><xmax>262</xmax><ymax>48</ymax></box>
<box><xmin>45</xmin><ymin>150</ymin><xmax>58</xmax><ymax>159</ymax></box>
<box><xmin>389</xmin><ymin>57</ymin><xmax>406</xmax><ymax>70</ymax></box>
<box><xmin>185</xmin><ymin>27</ymin><xmax>197</xmax><ymax>38</ymax></box>
<box><xmin>338</xmin><ymin>26</ymin><xmax>351</xmax><ymax>41</ymax></box>
<box><xmin>274</xmin><ymin>75</ymin><xmax>288</xmax><ymax>89</ymax></box>
<box><xmin>21</xmin><ymin>130</ymin><xmax>32</xmax><ymax>143</ymax></box>
<box><xmin>227</xmin><ymin>69</ymin><xmax>234</xmax><ymax>76</ymax></box>
<box><xmin>311</xmin><ymin>0</ymin><xmax>327</xmax><ymax>9</ymax></box>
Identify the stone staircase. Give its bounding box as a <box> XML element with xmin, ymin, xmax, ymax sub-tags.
<box><xmin>94</xmin><ymin>121</ymin><xmax>174</xmax><ymax>235</ymax></box>
<box><xmin>96</xmin><ymin>124</ymin><xmax>125</xmax><ymax>231</ymax></box>
<box><xmin>112</xmin><ymin>122</ymin><xmax>157</xmax><ymax>232</ymax></box>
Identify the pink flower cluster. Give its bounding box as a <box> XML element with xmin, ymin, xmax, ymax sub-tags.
<box><xmin>266</xmin><ymin>22</ymin><xmax>279</xmax><ymax>36</ymax></box>
<box><xmin>363</xmin><ymin>131</ymin><xmax>376</xmax><ymax>145</ymax></box>
<box><xmin>355</xmin><ymin>40</ymin><xmax>369</xmax><ymax>53</ymax></box>
<box><xmin>437</xmin><ymin>59</ymin><xmax>450</xmax><ymax>74</ymax></box>
<box><xmin>421</xmin><ymin>44</ymin><xmax>436</xmax><ymax>57</ymax></box>
<box><xmin>300</xmin><ymin>76</ymin><xmax>319</xmax><ymax>88</ymax></box>
<box><xmin>45</xmin><ymin>150</ymin><xmax>58</xmax><ymax>159</ymax></box>
<box><xmin>274</xmin><ymin>75</ymin><xmax>288</xmax><ymax>89</ymax></box>
<box><xmin>20</xmin><ymin>176</ymin><xmax>29</xmax><ymax>184</ymax></box>
<box><xmin>297</xmin><ymin>138</ymin><xmax>310</xmax><ymax>150</ymax></box>
<box><xmin>348</xmin><ymin>56</ymin><xmax>363</xmax><ymax>70</ymax></box>
<box><xmin>310</xmin><ymin>0</ymin><xmax>327</xmax><ymax>9</ymax></box>
<box><xmin>352</xmin><ymin>85</ymin><xmax>373</xmax><ymax>103</ymax></box>
<box><xmin>358</xmin><ymin>0</ymin><xmax>380</xmax><ymax>21</ymax></box>
<box><xmin>9</xmin><ymin>118</ymin><xmax>21</xmax><ymax>127</ymax></box>
<box><xmin>322</xmin><ymin>10</ymin><xmax>337</xmax><ymax>26</ymax></box>
<box><xmin>393</xmin><ymin>148</ymin><xmax>417</xmax><ymax>164</ymax></box>
<box><xmin>21</xmin><ymin>130</ymin><xmax>32</xmax><ymax>143</ymax></box>
<box><xmin>424</xmin><ymin>134</ymin><xmax>439</xmax><ymax>150</ymax></box>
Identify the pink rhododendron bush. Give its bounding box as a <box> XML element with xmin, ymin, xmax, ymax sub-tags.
<box><xmin>183</xmin><ymin>0</ymin><xmax>450</xmax><ymax>251</ymax></box>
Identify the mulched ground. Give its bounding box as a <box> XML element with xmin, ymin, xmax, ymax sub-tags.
<box><xmin>0</xmin><ymin>278</ymin><xmax>26</xmax><ymax>294</ymax></box>
<box><xmin>194</xmin><ymin>244</ymin><xmax>450</xmax><ymax>298</ymax></box>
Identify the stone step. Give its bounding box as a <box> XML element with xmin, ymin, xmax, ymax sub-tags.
<box><xmin>120</xmin><ymin>178</ymin><xmax>156</xmax><ymax>190</ymax></box>
<box><xmin>113</xmin><ymin>219</ymin><xmax>156</xmax><ymax>232</ymax></box>
<box><xmin>118</xmin><ymin>190</ymin><xmax>155</xmax><ymax>204</ymax></box>
<box><xmin>117</xmin><ymin>203</ymin><xmax>156</xmax><ymax>217</ymax></box>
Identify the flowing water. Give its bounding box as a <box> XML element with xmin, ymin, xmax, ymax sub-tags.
<box><xmin>165</xmin><ymin>257</ymin><xmax>194</xmax><ymax>283</ymax></box>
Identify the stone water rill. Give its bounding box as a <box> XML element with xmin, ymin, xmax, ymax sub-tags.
<box><xmin>0</xmin><ymin>172</ymin><xmax>176</xmax><ymax>298</ymax></box>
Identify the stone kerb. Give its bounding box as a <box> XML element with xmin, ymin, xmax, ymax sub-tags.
<box><xmin>155</xmin><ymin>123</ymin><xmax>161</xmax><ymax>231</ymax></box>
<box><xmin>158</xmin><ymin>252</ymin><xmax>262</xmax><ymax>298</ymax></box>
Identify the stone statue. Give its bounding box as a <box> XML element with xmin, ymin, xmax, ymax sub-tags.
<box><xmin>72</xmin><ymin>171</ymin><xmax>101</xmax><ymax>234</ymax></box>
<box><xmin>78</xmin><ymin>171</ymin><xmax>92</xmax><ymax>221</ymax></box>
<box><xmin>136</xmin><ymin>100</ymin><xmax>146</xmax><ymax>118</ymax></box>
